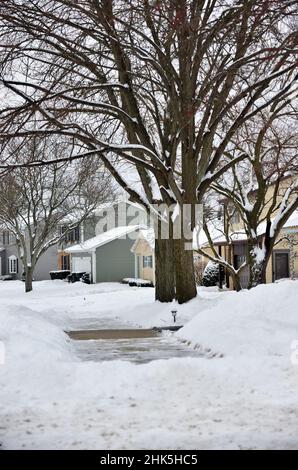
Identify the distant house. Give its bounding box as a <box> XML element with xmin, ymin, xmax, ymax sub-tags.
<box><xmin>200</xmin><ymin>210</ymin><xmax>298</xmax><ymax>289</ymax></box>
<box><xmin>130</xmin><ymin>228</ymin><xmax>205</xmax><ymax>286</ymax></box>
<box><xmin>57</xmin><ymin>200</ymin><xmax>148</xmax><ymax>272</ymax></box>
<box><xmin>65</xmin><ymin>225</ymin><xmax>143</xmax><ymax>283</ymax></box>
<box><xmin>200</xmin><ymin>177</ymin><xmax>298</xmax><ymax>289</ymax></box>
<box><xmin>0</xmin><ymin>229</ymin><xmax>58</xmax><ymax>281</ymax></box>
<box><xmin>131</xmin><ymin>228</ymin><xmax>156</xmax><ymax>284</ymax></box>
<box><xmin>60</xmin><ymin>200</ymin><xmax>148</xmax><ymax>283</ymax></box>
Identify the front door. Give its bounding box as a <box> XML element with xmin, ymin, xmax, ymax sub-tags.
<box><xmin>273</xmin><ymin>251</ymin><xmax>289</xmax><ymax>281</ymax></box>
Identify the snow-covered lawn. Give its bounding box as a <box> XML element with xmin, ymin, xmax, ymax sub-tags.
<box><xmin>0</xmin><ymin>279</ymin><xmax>298</xmax><ymax>449</ymax></box>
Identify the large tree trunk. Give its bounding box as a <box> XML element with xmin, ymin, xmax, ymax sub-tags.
<box><xmin>173</xmin><ymin>237</ymin><xmax>197</xmax><ymax>304</ymax></box>
<box><xmin>154</xmin><ymin>237</ymin><xmax>175</xmax><ymax>302</ymax></box>
<box><xmin>25</xmin><ymin>265</ymin><xmax>33</xmax><ymax>293</ymax></box>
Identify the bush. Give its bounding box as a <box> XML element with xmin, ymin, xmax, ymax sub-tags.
<box><xmin>202</xmin><ymin>261</ymin><xmax>220</xmax><ymax>287</ymax></box>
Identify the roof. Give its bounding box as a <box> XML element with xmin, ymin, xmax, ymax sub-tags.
<box><xmin>201</xmin><ymin>209</ymin><xmax>298</xmax><ymax>247</ymax></box>
<box><xmin>93</xmin><ymin>199</ymin><xmax>146</xmax><ymax>216</ymax></box>
<box><xmin>131</xmin><ymin>228</ymin><xmax>155</xmax><ymax>252</ymax></box>
<box><xmin>65</xmin><ymin>225</ymin><xmax>142</xmax><ymax>253</ymax></box>
<box><xmin>284</xmin><ymin>210</ymin><xmax>298</xmax><ymax>229</ymax></box>
<box><xmin>131</xmin><ymin>227</ymin><xmax>206</xmax><ymax>251</ymax></box>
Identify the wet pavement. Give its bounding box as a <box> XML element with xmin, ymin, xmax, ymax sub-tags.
<box><xmin>67</xmin><ymin>317</ymin><xmax>203</xmax><ymax>364</ymax></box>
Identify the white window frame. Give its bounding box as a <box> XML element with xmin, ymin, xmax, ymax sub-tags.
<box><xmin>8</xmin><ymin>255</ymin><xmax>17</xmax><ymax>274</ymax></box>
<box><xmin>143</xmin><ymin>255</ymin><xmax>153</xmax><ymax>269</ymax></box>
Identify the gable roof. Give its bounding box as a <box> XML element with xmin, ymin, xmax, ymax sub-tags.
<box><xmin>201</xmin><ymin>209</ymin><xmax>298</xmax><ymax>247</ymax></box>
<box><xmin>284</xmin><ymin>210</ymin><xmax>298</xmax><ymax>229</ymax></box>
<box><xmin>131</xmin><ymin>228</ymin><xmax>155</xmax><ymax>252</ymax></box>
<box><xmin>65</xmin><ymin>225</ymin><xmax>142</xmax><ymax>253</ymax></box>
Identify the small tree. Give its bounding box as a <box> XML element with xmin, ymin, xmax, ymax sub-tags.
<box><xmin>0</xmin><ymin>138</ymin><xmax>113</xmax><ymax>292</ymax></box>
<box><xmin>202</xmin><ymin>261</ymin><xmax>220</xmax><ymax>287</ymax></box>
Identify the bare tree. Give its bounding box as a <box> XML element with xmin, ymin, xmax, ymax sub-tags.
<box><xmin>0</xmin><ymin>0</ymin><xmax>297</xmax><ymax>301</ymax></box>
<box><xmin>213</xmin><ymin>106</ymin><xmax>298</xmax><ymax>288</ymax></box>
<box><xmin>0</xmin><ymin>137</ymin><xmax>113</xmax><ymax>292</ymax></box>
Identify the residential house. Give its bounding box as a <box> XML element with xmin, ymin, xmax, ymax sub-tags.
<box><xmin>131</xmin><ymin>228</ymin><xmax>204</xmax><ymax>286</ymax></box>
<box><xmin>200</xmin><ymin>177</ymin><xmax>298</xmax><ymax>289</ymax></box>
<box><xmin>131</xmin><ymin>228</ymin><xmax>156</xmax><ymax>284</ymax></box>
<box><xmin>131</xmin><ymin>178</ymin><xmax>298</xmax><ymax>290</ymax></box>
<box><xmin>62</xmin><ymin>201</ymin><xmax>148</xmax><ymax>283</ymax></box>
<box><xmin>0</xmin><ymin>228</ymin><xmax>58</xmax><ymax>281</ymax></box>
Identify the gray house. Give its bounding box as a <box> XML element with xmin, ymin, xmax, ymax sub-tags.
<box><xmin>0</xmin><ymin>229</ymin><xmax>58</xmax><ymax>281</ymax></box>
<box><xmin>65</xmin><ymin>225</ymin><xmax>143</xmax><ymax>283</ymax></box>
<box><xmin>58</xmin><ymin>200</ymin><xmax>148</xmax><ymax>283</ymax></box>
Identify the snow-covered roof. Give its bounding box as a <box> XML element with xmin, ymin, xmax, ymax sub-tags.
<box><xmin>93</xmin><ymin>199</ymin><xmax>146</xmax><ymax>216</ymax></box>
<box><xmin>65</xmin><ymin>225</ymin><xmax>141</xmax><ymax>253</ymax></box>
<box><xmin>0</xmin><ymin>247</ymin><xmax>5</xmax><ymax>252</ymax></box>
<box><xmin>284</xmin><ymin>210</ymin><xmax>298</xmax><ymax>229</ymax></box>
<box><xmin>131</xmin><ymin>228</ymin><xmax>155</xmax><ymax>252</ymax></box>
<box><xmin>201</xmin><ymin>210</ymin><xmax>298</xmax><ymax>247</ymax></box>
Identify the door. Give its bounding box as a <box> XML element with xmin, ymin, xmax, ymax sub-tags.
<box><xmin>273</xmin><ymin>251</ymin><xmax>289</xmax><ymax>281</ymax></box>
<box><xmin>0</xmin><ymin>257</ymin><xmax>2</xmax><ymax>276</ymax></box>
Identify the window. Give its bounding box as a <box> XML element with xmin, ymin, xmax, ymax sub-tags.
<box><xmin>61</xmin><ymin>255</ymin><xmax>70</xmax><ymax>271</ymax></box>
<box><xmin>143</xmin><ymin>255</ymin><xmax>153</xmax><ymax>268</ymax></box>
<box><xmin>8</xmin><ymin>255</ymin><xmax>18</xmax><ymax>274</ymax></box>
<box><xmin>2</xmin><ymin>231</ymin><xmax>10</xmax><ymax>245</ymax></box>
<box><xmin>60</xmin><ymin>225</ymin><xmax>80</xmax><ymax>243</ymax></box>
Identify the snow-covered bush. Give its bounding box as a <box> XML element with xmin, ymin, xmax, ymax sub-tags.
<box><xmin>202</xmin><ymin>261</ymin><xmax>219</xmax><ymax>287</ymax></box>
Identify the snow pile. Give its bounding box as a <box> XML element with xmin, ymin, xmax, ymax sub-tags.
<box><xmin>0</xmin><ymin>302</ymin><xmax>73</xmax><ymax>365</ymax></box>
<box><xmin>1</xmin><ymin>280</ymin><xmax>298</xmax><ymax>449</ymax></box>
<box><xmin>177</xmin><ymin>280</ymin><xmax>298</xmax><ymax>359</ymax></box>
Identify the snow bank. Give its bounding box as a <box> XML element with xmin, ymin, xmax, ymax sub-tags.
<box><xmin>0</xmin><ymin>302</ymin><xmax>73</xmax><ymax>365</ymax></box>
<box><xmin>1</xmin><ymin>280</ymin><xmax>298</xmax><ymax>449</ymax></box>
<box><xmin>177</xmin><ymin>280</ymin><xmax>298</xmax><ymax>359</ymax></box>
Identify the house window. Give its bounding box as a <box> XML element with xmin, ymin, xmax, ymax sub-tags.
<box><xmin>2</xmin><ymin>231</ymin><xmax>10</xmax><ymax>245</ymax></box>
<box><xmin>143</xmin><ymin>255</ymin><xmax>153</xmax><ymax>268</ymax></box>
<box><xmin>8</xmin><ymin>255</ymin><xmax>18</xmax><ymax>274</ymax></box>
<box><xmin>61</xmin><ymin>255</ymin><xmax>70</xmax><ymax>271</ymax></box>
<box><xmin>60</xmin><ymin>225</ymin><xmax>80</xmax><ymax>243</ymax></box>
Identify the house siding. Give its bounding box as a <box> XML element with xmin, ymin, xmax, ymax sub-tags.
<box><xmin>96</xmin><ymin>237</ymin><xmax>136</xmax><ymax>283</ymax></box>
<box><xmin>0</xmin><ymin>240</ymin><xmax>58</xmax><ymax>281</ymax></box>
<box><xmin>0</xmin><ymin>250</ymin><xmax>6</xmax><ymax>276</ymax></box>
<box><xmin>133</xmin><ymin>238</ymin><xmax>155</xmax><ymax>284</ymax></box>
<box><xmin>34</xmin><ymin>244</ymin><xmax>58</xmax><ymax>280</ymax></box>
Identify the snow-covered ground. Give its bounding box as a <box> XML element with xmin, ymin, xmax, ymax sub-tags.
<box><xmin>0</xmin><ymin>279</ymin><xmax>298</xmax><ymax>449</ymax></box>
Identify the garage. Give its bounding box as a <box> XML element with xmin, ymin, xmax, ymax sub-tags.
<box><xmin>71</xmin><ymin>255</ymin><xmax>92</xmax><ymax>274</ymax></box>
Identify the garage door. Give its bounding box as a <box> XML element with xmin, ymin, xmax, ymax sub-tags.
<box><xmin>72</xmin><ymin>256</ymin><xmax>91</xmax><ymax>273</ymax></box>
